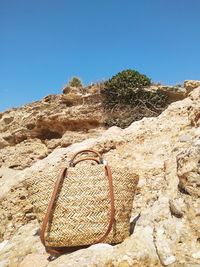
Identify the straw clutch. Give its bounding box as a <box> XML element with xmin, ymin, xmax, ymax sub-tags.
<box><xmin>25</xmin><ymin>150</ymin><xmax>138</xmax><ymax>253</ymax></box>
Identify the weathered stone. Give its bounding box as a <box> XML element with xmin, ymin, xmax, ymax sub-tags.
<box><xmin>0</xmin><ymin>139</ymin><xmax>48</xmax><ymax>170</ymax></box>
<box><xmin>62</xmin><ymin>86</ymin><xmax>80</xmax><ymax>95</ymax></box>
<box><xmin>19</xmin><ymin>253</ymin><xmax>49</xmax><ymax>267</ymax></box>
<box><xmin>1</xmin><ymin>85</ymin><xmax>200</xmax><ymax>266</ymax></box>
<box><xmin>0</xmin><ymin>221</ymin><xmax>48</xmax><ymax>267</ymax></box>
<box><xmin>177</xmin><ymin>141</ymin><xmax>200</xmax><ymax>197</ymax></box>
<box><xmin>61</xmin><ymin>93</ymin><xmax>84</xmax><ymax>105</ymax></box>
<box><xmin>0</xmin><ymin>183</ymin><xmax>35</xmax><ymax>241</ymax></box>
<box><xmin>146</xmin><ymin>85</ymin><xmax>186</xmax><ymax>103</ymax></box>
<box><xmin>0</xmin><ymin>259</ymin><xmax>9</xmax><ymax>267</ymax></box>
<box><xmin>178</xmin><ymin>135</ymin><xmax>193</xmax><ymax>142</ymax></box>
<box><xmin>192</xmin><ymin>251</ymin><xmax>200</xmax><ymax>259</ymax></box>
<box><xmin>0</xmin><ymin>93</ymin><xmax>104</xmax><ymax>169</ymax></box>
<box><xmin>47</xmin><ymin>244</ymin><xmax>114</xmax><ymax>267</ymax></box>
<box><xmin>184</xmin><ymin>80</ymin><xmax>200</xmax><ymax>94</ymax></box>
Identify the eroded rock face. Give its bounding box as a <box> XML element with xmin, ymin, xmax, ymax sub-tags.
<box><xmin>177</xmin><ymin>140</ymin><xmax>200</xmax><ymax>197</ymax></box>
<box><xmin>0</xmin><ymin>82</ymin><xmax>193</xmax><ymax>171</ymax></box>
<box><xmin>62</xmin><ymin>85</ymin><xmax>81</xmax><ymax>94</ymax></box>
<box><xmin>184</xmin><ymin>80</ymin><xmax>200</xmax><ymax>94</ymax></box>
<box><xmin>0</xmin><ymin>183</ymin><xmax>34</xmax><ymax>242</ymax></box>
<box><xmin>1</xmin><ymin>84</ymin><xmax>200</xmax><ymax>266</ymax></box>
<box><xmin>0</xmin><ymin>139</ymin><xmax>48</xmax><ymax>169</ymax></box>
<box><xmin>0</xmin><ymin>92</ymin><xmax>104</xmax><ymax>170</ymax></box>
<box><xmin>0</xmin><ymin>94</ymin><xmax>104</xmax><ymax>148</ymax></box>
<box><xmin>148</xmin><ymin>85</ymin><xmax>186</xmax><ymax>103</ymax></box>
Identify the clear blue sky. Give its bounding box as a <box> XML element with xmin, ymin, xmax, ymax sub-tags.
<box><xmin>1</xmin><ymin>0</ymin><xmax>200</xmax><ymax>111</ymax></box>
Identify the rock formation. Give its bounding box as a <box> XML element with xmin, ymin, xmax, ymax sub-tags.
<box><xmin>184</xmin><ymin>80</ymin><xmax>200</xmax><ymax>94</ymax></box>
<box><xmin>0</xmin><ymin>91</ymin><xmax>104</xmax><ymax>170</ymax></box>
<box><xmin>0</xmin><ymin>82</ymin><xmax>200</xmax><ymax>266</ymax></box>
<box><xmin>0</xmin><ymin>83</ymin><xmax>185</xmax><ymax>170</ymax></box>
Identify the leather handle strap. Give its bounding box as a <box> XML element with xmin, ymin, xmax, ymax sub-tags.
<box><xmin>93</xmin><ymin>165</ymin><xmax>115</xmax><ymax>244</ymax></box>
<box><xmin>73</xmin><ymin>156</ymin><xmax>100</xmax><ymax>166</ymax></box>
<box><xmin>70</xmin><ymin>150</ymin><xmax>103</xmax><ymax>166</ymax></box>
<box><xmin>40</xmin><ymin>165</ymin><xmax>115</xmax><ymax>254</ymax></box>
<box><xmin>40</xmin><ymin>167</ymin><xmax>67</xmax><ymax>248</ymax></box>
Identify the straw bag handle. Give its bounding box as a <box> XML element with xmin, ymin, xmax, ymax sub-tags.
<box><xmin>40</xmin><ymin>165</ymin><xmax>115</xmax><ymax>255</ymax></box>
<box><xmin>73</xmin><ymin>156</ymin><xmax>101</xmax><ymax>166</ymax></box>
<box><xmin>69</xmin><ymin>149</ymin><xmax>103</xmax><ymax>166</ymax></box>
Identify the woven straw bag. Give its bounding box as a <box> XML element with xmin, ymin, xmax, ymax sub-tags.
<box><xmin>25</xmin><ymin>150</ymin><xmax>138</xmax><ymax>254</ymax></box>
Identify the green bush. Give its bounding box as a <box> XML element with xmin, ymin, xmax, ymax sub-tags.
<box><xmin>68</xmin><ymin>77</ymin><xmax>83</xmax><ymax>88</ymax></box>
<box><xmin>101</xmin><ymin>69</ymin><xmax>151</xmax><ymax>107</ymax></box>
<box><xmin>101</xmin><ymin>69</ymin><xmax>169</xmax><ymax>128</ymax></box>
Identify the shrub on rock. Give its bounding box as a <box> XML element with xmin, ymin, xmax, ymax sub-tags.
<box><xmin>101</xmin><ymin>69</ymin><xmax>168</xmax><ymax>128</ymax></box>
<box><xmin>101</xmin><ymin>69</ymin><xmax>151</xmax><ymax>107</ymax></box>
<box><xmin>68</xmin><ymin>77</ymin><xmax>83</xmax><ymax>88</ymax></box>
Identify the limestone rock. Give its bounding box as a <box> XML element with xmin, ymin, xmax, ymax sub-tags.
<box><xmin>60</xmin><ymin>128</ymin><xmax>103</xmax><ymax>148</ymax></box>
<box><xmin>85</xmin><ymin>84</ymin><xmax>102</xmax><ymax>94</ymax></box>
<box><xmin>0</xmin><ymin>221</ymin><xmax>48</xmax><ymax>267</ymax></box>
<box><xmin>0</xmin><ymin>93</ymin><xmax>104</xmax><ymax>170</ymax></box>
<box><xmin>147</xmin><ymin>85</ymin><xmax>186</xmax><ymax>103</ymax></box>
<box><xmin>177</xmin><ymin>140</ymin><xmax>200</xmax><ymax>197</ymax></box>
<box><xmin>62</xmin><ymin>85</ymin><xmax>80</xmax><ymax>95</ymax></box>
<box><xmin>0</xmin><ymin>139</ymin><xmax>48</xmax><ymax>169</ymax></box>
<box><xmin>19</xmin><ymin>254</ymin><xmax>49</xmax><ymax>267</ymax></box>
<box><xmin>0</xmin><ymin>182</ymin><xmax>35</xmax><ymax>241</ymax></box>
<box><xmin>184</xmin><ymin>80</ymin><xmax>200</xmax><ymax>94</ymax></box>
<box><xmin>188</xmin><ymin>87</ymin><xmax>200</xmax><ymax>127</ymax></box>
<box><xmin>60</xmin><ymin>93</ymin><xmax>84</xmax><ymax>106</ymax></box>
<box><xmin>0</xmin><ymin>93</ymin><xmax>104</xmax><ymax>150</ymax></box>
<box><xmin>1</xmin><ymin>86</ymin><xmax>200</xmax><ymax>266</ymax></box>
<box><xmin>48</xmin><ymin>244</ymin><xmax>114</xmax><ymax>267</ymax></box>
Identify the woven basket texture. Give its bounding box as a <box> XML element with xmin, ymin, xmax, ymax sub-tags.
<box><xmin>25</xmin><ymin>164</ymin><xmax>138</xmax><ymax>247</ymax></box>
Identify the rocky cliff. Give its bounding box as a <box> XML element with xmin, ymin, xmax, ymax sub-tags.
<box><xmin>0</xmin><ymin>83</ymin><xmax>187</xmax><ymax>171</ymax></box>
<box><xmin>0</xmin><ymin>90</ymin><xmax>105</xmax><ymax>170</ymax></box>
<box><xmin>0</xmin><ymin>81</ymin><xmax>200</xmax><ymax>266</ymax></box>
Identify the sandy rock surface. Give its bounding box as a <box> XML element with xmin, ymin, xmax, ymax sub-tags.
<box><xmin>0</xmin><ymin>92</ymin><xmax>104</xmax><ymax>171</ymax></box>
<box><xmin>184</xmin><ymin>80</ymin><xmax>200</xmax><ymax>94</ymax></box>
<box><xmin>0</xmin><ymin>92</ymin><xmax>104</xmax><ymax>149</ymax></box>
<box><xmin>0</xmin><ymin>83</ymin><xmax>200</xmax><ymax>266</ymax></box>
